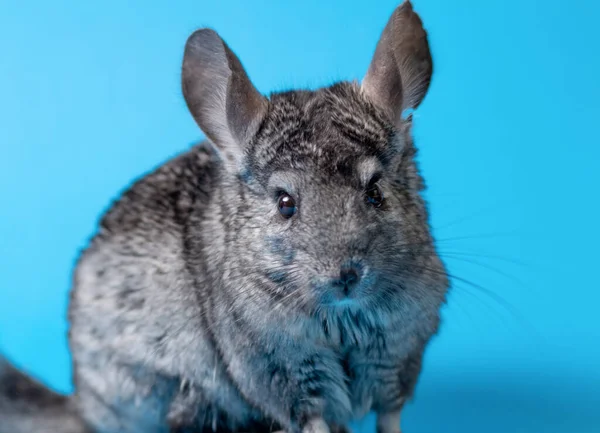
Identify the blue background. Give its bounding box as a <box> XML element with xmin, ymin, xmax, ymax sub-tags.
<box><xmin>1</xmin><ymin>0</ymin><xmax>599</xmax><ymax>432</ymax></box>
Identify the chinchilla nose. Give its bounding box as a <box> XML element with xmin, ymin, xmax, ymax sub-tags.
<box><xmin>335</xmin><ymin>264</ymin><xmax>362</xmax><ymax>295</ymax></box>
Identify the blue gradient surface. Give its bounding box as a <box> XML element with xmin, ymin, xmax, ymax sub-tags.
<box><xmin>1</xmin><ymin>1</ymin><xmax>599</xmax><ymax>432</ymax></box>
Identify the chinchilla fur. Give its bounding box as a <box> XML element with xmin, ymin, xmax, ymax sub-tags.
<box><xmin>0</xmin><ymin>2</ymin><xmax>449</xmax><ymax>433</ymax></box>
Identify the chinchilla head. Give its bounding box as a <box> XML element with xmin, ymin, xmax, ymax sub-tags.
<box><xmin>182</xmin><ymin>1</ymin><xmax>448</xmax><ymax>321</ymax></box>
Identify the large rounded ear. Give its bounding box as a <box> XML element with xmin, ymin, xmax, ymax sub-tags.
<box><xmin>361</xmin><ymin>1</ymin><xmax>433</xmax><ymax>125</ymax></box>
<box><xmin>182</xmin><ymin>29</ymin><xmax>268</xmax><ymax>170</ymax></box>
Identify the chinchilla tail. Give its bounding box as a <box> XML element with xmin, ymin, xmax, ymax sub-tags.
<box><xmin>0</xmin><ymin>355</ymin><xmax>90</xmax><ymax>433</ymax></box>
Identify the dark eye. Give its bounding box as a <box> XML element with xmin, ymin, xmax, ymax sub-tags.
<box><xmin>277</xmin><ymin>192</ymin><xmax>297</xmax><ymax>219</ymax></box>
<box><xmin>366</xmin><ymin>183</ymin><xmax>384</xmax><ymax>208</ymax></box>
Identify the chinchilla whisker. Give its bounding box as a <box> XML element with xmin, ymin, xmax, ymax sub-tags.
<box><xmin>437</xmin><ymin>254</ymin><xmax>525</xmax><ymax>286</ymax></box>
<box><xmin>433</xmin><ymin>232</ymin><xmax>522</xmax><ymax>243</ymax></box>
<box><xmin>431</xmin><ymin>205</ymin><xmax>517</xmax><ymax>232</ymax></box>
<box><xmin>435</xmin><ymin>250</ymin><xmax>531</xmax><ymax>267</ymax></box>
<box><xmin>403</xmin><ymin>263</ymin><xmax>538</xmax><ymax>333</ymax></box>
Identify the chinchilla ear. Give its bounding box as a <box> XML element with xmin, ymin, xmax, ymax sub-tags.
<box><xmin>361</xmin><ymin>1</ymin><xmax>433</xmax><ymax>126</ymax></box>
<box><xmin>182</xmin><ymin>29</ymin><xmax>268</xmax><ymax>171</ymax></box>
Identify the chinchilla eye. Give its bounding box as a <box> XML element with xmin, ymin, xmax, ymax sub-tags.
<box><xmin>277</xmin><ymin>192</ymin><xmax>297</xmax><ymax>219</ymax></box>
<box><xmin>365</xmin><ymin>183</ymin><xmax>384</xmax><ymax>208</ymax></box>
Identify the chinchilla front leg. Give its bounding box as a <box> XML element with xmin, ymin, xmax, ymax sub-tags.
<box><xmin>224</xmin><ymin>344</ymin><xmax>352</xmax><ymax>433</ymax></box>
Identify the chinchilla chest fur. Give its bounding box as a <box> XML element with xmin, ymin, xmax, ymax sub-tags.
<box><xmin>65</xmin><ymin>2</ymin><xmax>449</xmax><ymax>433</ymax></box>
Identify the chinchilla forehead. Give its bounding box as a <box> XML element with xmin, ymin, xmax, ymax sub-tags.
<box><xmin>262</xmin><ymin>156</ymin><xmax>384</xmax><ymax>197</ymax></box>
<box><xmin>246</xmin><ymin>82</ymin><xmax>405</xmax><ymax>184</ymax></box>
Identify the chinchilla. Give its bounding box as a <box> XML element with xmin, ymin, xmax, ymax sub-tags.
<box><xmin>0</xmin><ymin>1</ymin><xmax>449</xmax><ymax>433</ymax></box>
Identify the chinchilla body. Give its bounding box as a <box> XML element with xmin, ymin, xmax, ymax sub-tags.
<box><xmin>0</xmin><ymin>2</ymin><xmax>449</xmax><ymax>433</ymax></box>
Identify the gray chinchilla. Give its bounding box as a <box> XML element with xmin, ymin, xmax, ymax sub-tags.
<box><xmin>0</xmin><ymin>2</ymin><xmax>449</xmax><ymax>433</ymax></box>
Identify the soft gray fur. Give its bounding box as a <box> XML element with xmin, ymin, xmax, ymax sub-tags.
<box><xmin>0</xmin><ymin>2</ymin><xmax>449</xmax><ymax>433</ymax></box>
